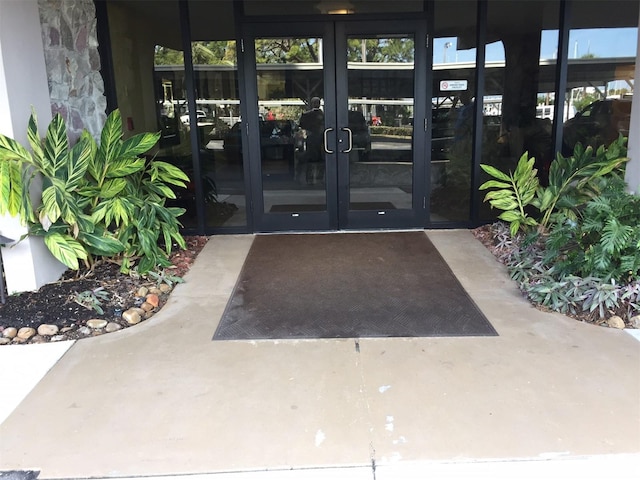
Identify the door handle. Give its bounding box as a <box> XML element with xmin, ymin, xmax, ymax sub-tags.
<box><xmin>341</xmin><ymin>127</ymin><xmax>353</xmax><ymax>153</ymax></box>
<box><xmin>323</xmin><ymin>128</ymin><xmax>334</xmax><ymax>154</ymax></box>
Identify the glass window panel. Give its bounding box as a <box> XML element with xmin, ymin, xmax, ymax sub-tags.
<box><xmin>563</xmin><ymin>10</ymin><xmax>637</xmax><ymax>156</ymax></box>
<box><xmin>430</xmin><ymin>0</ymin><xmax>477</xmax><ymax>223</ymax></box>
<box><xmin>478</xmin><ymin>0</ymin><xmax>561</xmax><ymax>222</ymax></box>
<box><xmin>254</xmin><ymin>37</ymin><xmax>326</xmax><ymax>213</ymax></box>
<box><xmin>347</xmin><ymin>35</ymin><xmax>415</xmax><ymax>211</ymax></box>
<box><xmin>187</xmin><ymin>1</ymin><xmax>245</xmax><ymax>229</ymax></box>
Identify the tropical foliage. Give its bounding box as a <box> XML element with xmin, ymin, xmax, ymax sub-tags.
<box><xmin>0</xmin><ymin>109</ymin><xmax>189</xmax><ymax>274</ymax></box>
<box><xmin>480</xmin><ymin>136</ymin><xmax>628</xmax><ymax>236</ymax></box>
<box><xmin>479</xmin><ymin>137</ymin><xmax>639</xmax><ymax>322</ymax></box>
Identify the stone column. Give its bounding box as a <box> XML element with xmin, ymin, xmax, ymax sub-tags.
<box><xmin>0</xmin><ymin>0</ymin><xmax>67</xmax><ymax>293</ymax></box>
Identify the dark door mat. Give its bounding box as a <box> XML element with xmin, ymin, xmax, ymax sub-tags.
<box><xmin>214</xmin><ymin>232</ymin><xmax>497</xmax><ymax>340</ymax></box>
<box><xmin>270</xmin><ymin>202</ymin><xmax>395</xmax><ymax>212</ymax></box>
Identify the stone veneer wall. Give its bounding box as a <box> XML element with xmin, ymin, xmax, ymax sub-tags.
<box><xmin>37</xmin><ymin>0</ymin><xmax>107</xmax><ymax>143</ymax></box>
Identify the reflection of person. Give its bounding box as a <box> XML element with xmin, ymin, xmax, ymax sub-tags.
<box><xmin>298</xmin><ymin>97</ymin><xmax>324</xmax><ymax>183</ymax></box>
<box><xmin>454</xmin><ymin>90</ymin><xmax>474</xmax><ymax>141</ymax></box>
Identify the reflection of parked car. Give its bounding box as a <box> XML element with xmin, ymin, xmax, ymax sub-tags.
<box><xmin>180</xmin><ymin>110</ymin><xmax>206</xmax><ymax>124</ymax></box>
<box><xmin>563</xmin><ymin>99</ymin><xmax>631</xmax><ymax>153</ymax></box>
<box><xmin>223</xmin><ymin>120</ymin><xmax>296</xmax><ymax>167</ymax></box>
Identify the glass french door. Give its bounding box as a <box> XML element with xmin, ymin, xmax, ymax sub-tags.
<box><xmin>241</xmin><ymin>20</ymin><xmax>428</xmax><ymax>231</ymax></box>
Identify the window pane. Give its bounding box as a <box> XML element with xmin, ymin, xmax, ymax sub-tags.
<box><xmin>478</xmin><ymin>0</ymin><xmax>561</xmax><ymax>222</ymax></box>
<box><xmin>431</xmin><ymin>0</ymin><xmax>477</xmax><ymax>223</ymax></box>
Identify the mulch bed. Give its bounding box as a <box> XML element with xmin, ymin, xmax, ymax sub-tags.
<box><xmin>0</xmin><ymin>236</ymin><xmax>208</xmax><ymax>343</ymax></box>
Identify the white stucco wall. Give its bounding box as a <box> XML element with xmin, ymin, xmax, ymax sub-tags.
<box><xmin>0</xmin><ymin>0</ymin><xmax>66</xmax><ymax>293</ymax></box>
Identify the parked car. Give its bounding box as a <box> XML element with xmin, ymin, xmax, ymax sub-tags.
<box><xmin>562</xmin><ymin>98</ymin><xmax>631</xmax><ymax>153</ymax></box>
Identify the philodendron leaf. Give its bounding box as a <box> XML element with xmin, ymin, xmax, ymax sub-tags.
<box><xmin>44</xmin><ymin>232</ymin><xmax>87</xmax><ymax>270</ymax></box>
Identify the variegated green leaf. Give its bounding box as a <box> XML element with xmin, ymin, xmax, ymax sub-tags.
<box><xmin>43</xmin><ymin>232</ymin><xmax>87</xmax><ymax>270</ymax></box>
<box><xmin>99</xmin><ymin>110</ymin><xmax>124</xmax><ymax>165</ymax></box>
<box><xmin>43</xmin><ymin>114</ymin><xmax>69</xmax><ymax>177</ymax></box>
<box><xmin>65</xmin><ymin>137</ymin><xmax>92</xmax><ymax>189</ymax></box>
<box><xmin>118</xmin><ymin>132</ymin><xmax>160</xmax><ymax>159</ymax></box>
<box><xmin>106</xmin><ymin>197</ymin><xmax>134</xmax><ymax>227</ymax></box>
<box><xmin>105</xmin><ymin>158</ymin><xmax>146</xmax><ymax>178</ymax></box>
<box><xmin>40</xmin><ymin>185</ymin><xmax>63</xmax><ymax>225</ymax></box>
<box><xmin>152</xmin><ymin>161</ymin><xmax>190</xmax><ymax>186</ymax></box>
<box><xmin>77</xmin><ymin>228</ymin><xmax>125</xmax><ymax>256</ymax></box>
<box><xmin>0</xmin><ymin>132</ymin><xmax>34</xmax><ymax>165</ymax></box>
<box><xmin>99</xmin><ymin>178</ymin><xmax>128</xmax><ymax>198</ymax></box>
<box><xmin>26</xmin><ymin>111</ymin><xmax>45</xmax><ymax>169</ymax></box>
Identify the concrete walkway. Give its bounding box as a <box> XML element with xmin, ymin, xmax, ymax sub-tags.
<box><xmin>0</xmin><ymin>230</ymin><xmax>638</xmax><ymax>480</ymax></box>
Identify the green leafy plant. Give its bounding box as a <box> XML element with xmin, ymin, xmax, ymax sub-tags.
<box><xmin>533</xmin><ymin>137</ymin><xmax>628</xmax><ymax>229</ymax></box>
<box><xmin>145</xmin><ymin>268</ymin><xmax>185</xmax><ymax>287</ymax></box>
<box><xmin>543</xmin><ymin>178</ymin><xmax>640</xmax><ymax>283</ymax></box>
<box><xmin>0</xmin><ymin>109</ymin><xmax>189</xmax><ymax>274</ymax></box>
<box><xmin>479</xmin><ymin>151</ymin><xmax>540</xmax><ymax>236</ymax></box>
<box><xmin>72</xmin><ymin>287</ymin><xmax>110</xmax><ymax>314</ymax></box>
<box><xmin>479</xmin><ymin>137</ymin><xmax>628</xmax><ymax>238</ymax></box>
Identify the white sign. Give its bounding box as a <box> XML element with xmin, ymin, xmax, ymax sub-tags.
<box><xmin>440</xmin><ymin>80</ymin><xmax>468</xmax><ymax>92</ymax></box>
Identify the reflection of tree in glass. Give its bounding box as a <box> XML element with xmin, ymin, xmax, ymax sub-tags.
<box><xmin>154</xmin><ymin>41</ymin><xmax>237</xmax><ymax>66</ymax></box>
<box><xmin>255</xmin><ymin>38</ymin><xmax>321</xmax><ymax>64</ymax></box>
<box><xmin>346</xmin><ymin>38</ymin><xmax>415</xmax><ymax>62</ymax></box>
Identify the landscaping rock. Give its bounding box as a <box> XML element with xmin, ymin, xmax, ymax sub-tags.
<box><xmin>159</xmin><ymin>283</ymin><xmax>172</xmax><ymax>294</ymax></box>
<box><xmin>17</xmin><ymin>327</ymin><xmax>36</xmax><ymax>340</ymax></box>
<box><xmin>37</xmin><ymin>324</ymin><xmax>59</xmax><ymax>336</ymax></box>
<box><xmin>0</xmin><ymin>337</ymin><xmax>11</xmax><ymax>345</ymax></box>
<box><xmin>630</xmin><ymin>315</ymin><xmax>640</xmax><ymax>329</ymax></box>
<box><xmin>2</xmin><ymin>327</ymin><xmax>17</xmax><ymax>338</ymax></box>
<box><xmin>607</xmin><ymin>315</ymin><xmax>625</xmax><ymax>329</ymax></box>
<box><xmin>136</xmin><ymin>286</ymin><xmax>149</xmax><ymax>297</ymax></box>
<box><xmin>105</xmin><ymin>322</ymin><xmax>122</xmax><ymax>333</ymax></box>
<box><xmin>145</xmin><ymin>293</ymin><xmax>160</xmax><ymax>307</ymax></box>
<box><xmin>123</xmin><ymin>308</ymin><xmax>142</xmax><ymax>325</ymax></box>
<box><xmin>86</xmin><ymin>319</ymin><xmax>108</xmax><ymax>329</ymax></box>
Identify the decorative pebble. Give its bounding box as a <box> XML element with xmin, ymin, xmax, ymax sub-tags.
<box><xmin>630</xmin><ymin>315</ymin><xmax>640</xmax><ymax>329</ymax></box>
<box><xmin>77</xmin><ymin>326</ymin><xmax>92</xmax><ymax>336</ymax></box>
<box><xmin>17</xmin><ymin>327</ymin><xmax>36</xmax><ymax>340</ymax></box>
<box><xmin>607</xmin><ymin>315</ymin><xmax>625</xmax><ymax>329</ymax></box>
<box><xmin>145</xmin><ymin>293</ymin><xmax>159</xmax><ymax>307</ymax></box>
<box><xmin>50</xmin><ymin>335</ymin><xmax>67</xmax><ymax>342</ymax></box>
<box><xmin>123</xmin><ymin>309</ymin><xmax>141</xmax><ymax>325</ymax></box>
<box><xmin>37</xmin><ymin>324</ymin><xmax>59</xmax><ymax>336</ymax></box>
<box><xmin>12</xmin><ymin>337</ymin><xmax>26</xmax><ymax>344</ymax></box>
<box><xmin>30</xmin><ymin>335</ymin><xmax>46</xmax><ymax>344</ymax></box>
<box><xmin>0</xmin><ymin>338</ymin><xmax>11</xmax><ymax>345</ymax></box>
<box><xmin>2</xmin><ymin>327</ymin><xmax>17</xmax><ymax>338</ymax></box>
<box><xmin>105</xmin><ymin>322</ymin><xmax>122</xmax><ymax>333</ymax></box>
<box><xmin>159</xmin><ymin>284</ymin><xmax>172</xmax><ymax>294</ymax></box>
<box><xmin>148</xmin><ymin>287</ymin><xmax>162</xmax><ymax>295</ymax></box>
<box><xmin>86</xmin><ymin>319</ymin><xmax>108</xmax><ymax>329</ymax></box>
<box><xmin>61</xmin><ymin>326</ymin><xmax>74</xmax><ymax>333</ymax></box>
<box><xmin>140</xmin><ymin>301</ymin><xmax>154</xmax><ymax>312</ymax></box>
<box><xmin>136</xmin><ymin>286</ymin><xmax>149</xmax><ymax>297</ymax></box>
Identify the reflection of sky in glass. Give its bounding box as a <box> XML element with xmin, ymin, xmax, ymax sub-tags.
<box><xmin>434</xmin><ymin>27</ymin><xmax>637</xmax><ymax>63</ymax></box>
